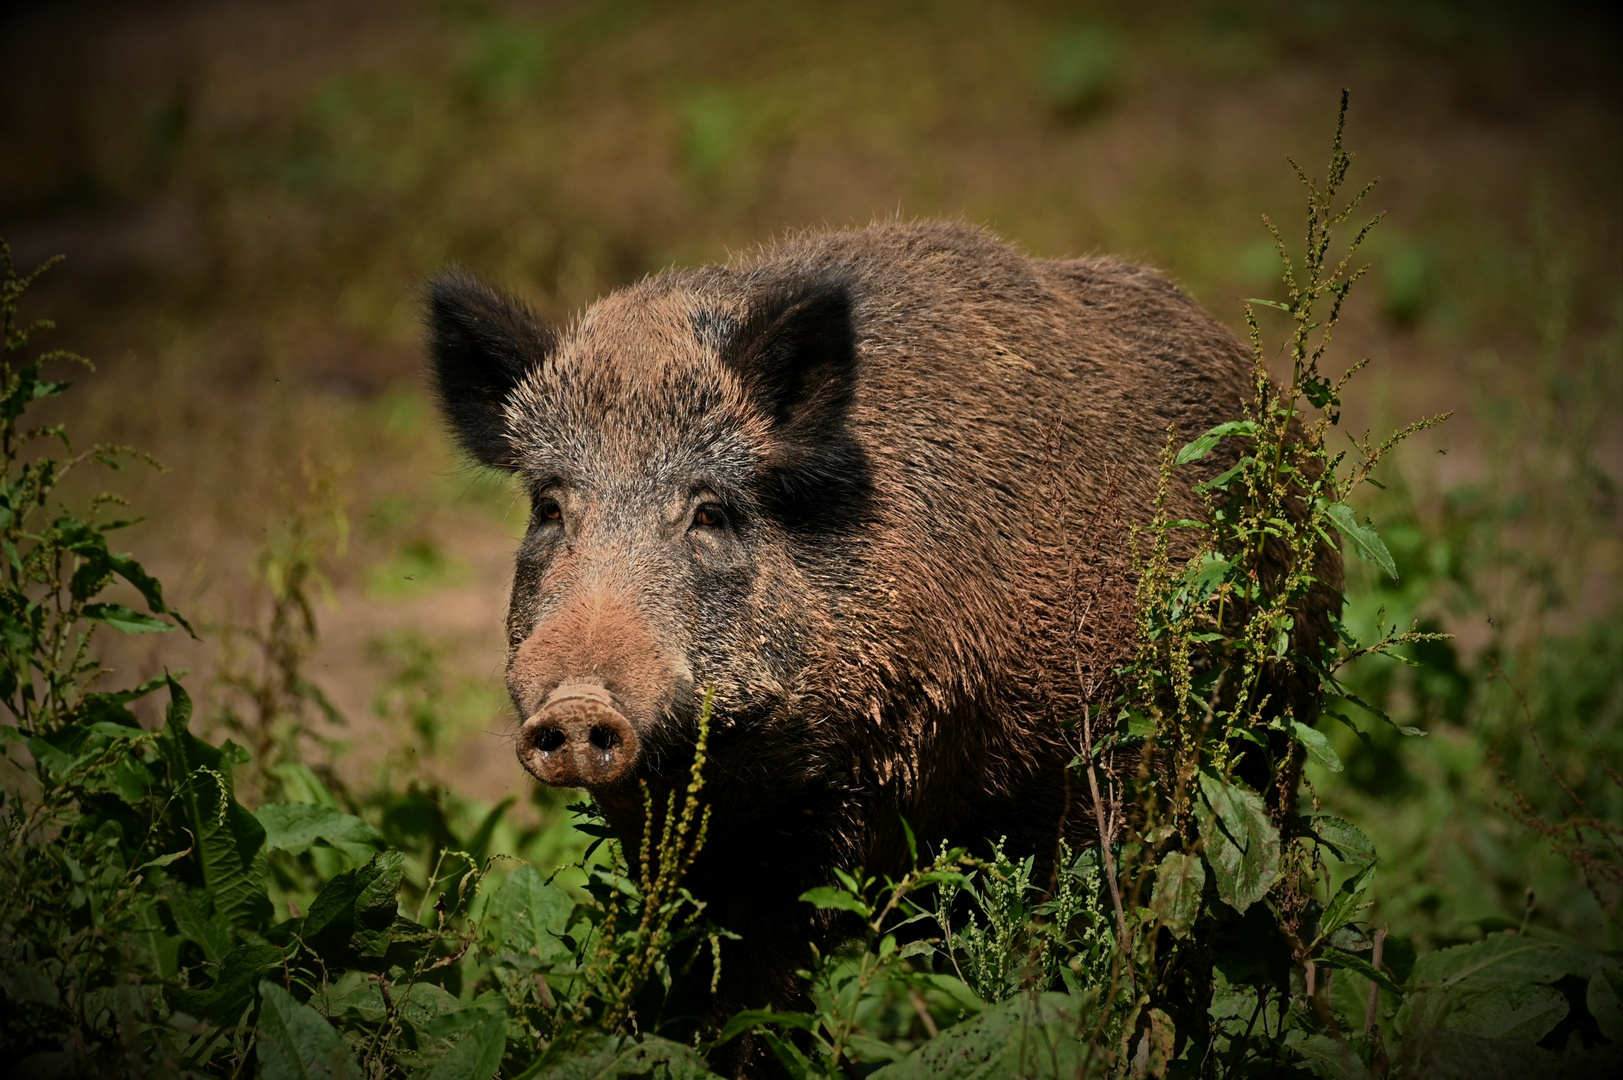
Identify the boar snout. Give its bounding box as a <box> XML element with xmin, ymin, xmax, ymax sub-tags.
<box><xmin>518</xmin><ymin>681</ymin><xmax>641</xmax><ymax>788</ymax></box>
<box><xmin>508</xmin><ymin>590</ymin><xmax>684</xmax><ymax>788</ymax></box>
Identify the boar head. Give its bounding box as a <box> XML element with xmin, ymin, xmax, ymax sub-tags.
<box><xmin>426</xmin><ymin>269</ymin><xmax>868</xmax><ymax>801</ymax></box>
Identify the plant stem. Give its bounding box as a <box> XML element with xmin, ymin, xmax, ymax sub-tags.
<box><xmin>1079</xmin><ymin>704</ymin><xmax>1130</xmax><ymax>977</ymax></box>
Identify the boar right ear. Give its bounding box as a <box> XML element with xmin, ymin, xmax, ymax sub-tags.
<box><xmin>424</xmin><ymin>270</ymin><xmax>555</xmax><ymax>469</ymax></box>
<box><xmin>727</xmin><ymin>278</ymin><xmax>870</xmax><ymax>525</ymax></box>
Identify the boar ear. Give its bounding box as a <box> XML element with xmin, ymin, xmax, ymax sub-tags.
<box><xmin>727</xmin><ymin>279</ymin><xmax>870</xmax><ymax>522</ymax></box>
<box><xmin>730</xmin><ymin>280</ymin><xmax>858</xmax><ymax>433</ymax></box>
<box><xmin>424</xmin><ymin>270</ymin><xmax>555</xmax><ymax>469</ymax></box>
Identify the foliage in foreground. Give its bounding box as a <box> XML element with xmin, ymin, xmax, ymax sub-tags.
<box><xmin>0</xmin><ymin>98</ymin><xmax>1618</xmax><ymax>1079</ymax></box>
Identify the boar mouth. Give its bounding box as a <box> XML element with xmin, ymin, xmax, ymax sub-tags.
<box><xmin>517</xmin><ymin>681</ymin><xmax>642</xmax><ymax>788</ymax></box>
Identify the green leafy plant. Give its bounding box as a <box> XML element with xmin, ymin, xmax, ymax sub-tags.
<box><xmin>0</xmin><ymin>241</ymin><xmax>201</xmax><ymax>1072</ymax></box>
<box><xmin>0</xmin><ymin>241</ymin><xmax>723</xmax><ymax>1079</ymax></box>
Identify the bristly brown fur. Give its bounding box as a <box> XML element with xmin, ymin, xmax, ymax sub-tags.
<box><xmin>425</xmin><ymin>220</ymin><xmax>1342</xmax><ymax>1028</ymax></box>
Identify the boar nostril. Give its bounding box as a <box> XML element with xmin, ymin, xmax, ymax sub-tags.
<box><xmin>516</xmin><ymin>689</ymin><xmax>638</xmax><ymax>788</ymax></box>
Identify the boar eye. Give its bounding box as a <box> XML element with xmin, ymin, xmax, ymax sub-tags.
<box><xmin>691</xmin><ymin>504</ymin><xmax>726</xmax><ymax>530</ymax></box>
<box><xmin>536</xmin><ymin>497</ymin><xmax>563</xmax><ymax>523</ymax></box>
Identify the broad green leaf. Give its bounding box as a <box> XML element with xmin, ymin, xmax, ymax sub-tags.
<box><xmin>106</xmin><ymin>549</ymin><xmax>192</xmax><ymax>634</ymax></box>
<box><xmin>314</xmin><ymin>971</ymin><xmax>386</xmax><ymax>1022</ymax></box>
<box><xmin>257</xmin><ymin>981</ymin><xmax>362</xmax><ymax>1080</ymax></box>
<box><xmin>1305</xmin><ymin>815</ymin><xmax>1376</xmax><ymax>866</ymax></box>
<box><xmin>420</xmin><ymin>999</ymin><xmax>505</xmax><ymax>1042</ymax></box>
<box><xmin>79</xmin><ymin>673</ymin><xmax>169</xmax><ymax>727</ymax></box>
<box><xmin>1588</xmin><ymin>965</ymin><xmax>1622</xmax><ymax>1042</ymax></box>
<box><xmin>1317</xmin><ymin>864</ymin><xmax>1374</xmax><ymax>940</ymax></box>
<box><xmin>1319</xmin><ymin>946</ymin><xmax>1404</xmax><ymax>997</ymax></box>
<box><xmin>799</xmin><ymin>886</ymin><xmax>869</xmax><ymax>917</ymax></box>
<box><xmin>898</xmin><ymin>939</ymin><xmax>937</xmax><ymax>960</ymax></box>
<box><xmin>1289</xmin><ymin>720</ymin><xmax>1343</xmax><ymax>771</ymax></box>
<box><xmin>1301</xmin><ymin>373</ymin><xmax>1339</xmax><ymax>410</ymax></box>
<box><xmin>166</xmin><ymin>888</ymin><xmax>233</xmax><ymax>964</ymax></box>
<box><xmin>303</xmin><ymin>851</ymin><xmax>405</xmax><ymax>966</ymax></box>
<box><xmin>1323</xmin><ymin>502</ymin><xmax>1397</xmax><ymax>579</ymax></box>
<box><xmin>1409</xmin><ymin>933</ymin><xmax>1597</xmax><ymax>990</ymax></box>
<box><xmin>110</xmin><ymin>755</ymin><xmax>153</xmax><ymax>803</ymax></box>
<box><xmin>871</xmin><ymin>992</ymin><xmax>1090</xmax><ymax>1080</ymax></box>
<box><xmin>83</xmin><ymin>602</ymin><xmax>172</xmax><ymax>634</ymax></box>
<box><xmin>1196</xmin><ymin>772</ymin><xmax>1280</xmax><ymax>914</ymax></box>
<box><xmin>60</xmin><ymin>516</ymin><xmax>191</xmax><ymax>632</ymax></box>
<box><xmin>714</xmin><ymin>1008</ymin><xmax>819</xmax><ymax>1047</ymax></box>
<box><xmin>1123</xmin><ymin>710</ymin><xmax>1156</xmax><ymax>740</ymax></box>
<box><xmin>268</xmin><ymin>761</ymin><xmax>344</xmax><ymax>808</ymax></box>
<box><xmin>486</xmin><ymin>863</ymin><xmax>576</xmax><ymax>966</ymax></box>
<box><xmin>1440</xmin><ymin>983</ymin><xmax>1569</xmax><ymax>1042</ymax></box>
<box><xmin>1190</xmin><ymin>553</ymin><xmax>1233</xmax><ymax>600</ymax></box>
<box><xmin>127</xmin><ymin>895</ymin><xmax>184</xmax><ymax>981</ymax></box>
<box><xmin>1397</xmin><ymin>935</ymin><xmax>1601</xmax><ymax>1043</ymax></box>
<box><xmin>1289</xmin><ymin>1034</ymin><xmax>1366</xmax><ymax>1080</ymax></box>
<box><xmin>303</xmin><ymin>868</ymin><xmax>367</xmax><ymax>945</ymax></box>
<box><xmin>350</xmin><ymin>852</ymin><xmax>406</xmax><ymax>960</ymax></box>
<box><xmin>21</xmin><ymin>731</ymin><xmax>75</xmax><ymax>779</ymax></box>
<box><xmin>327</xmin><ymin>976</ymin><xmax>463</xmax><ymax>1031</ymax></box>
<box><xmin>1175</xmin><ymin>420</ymin><xmax>1259</xmax><ymax>465</ymax></box>
<box><xmin>256</xmin><ymin>803</ymin><xmax>383</xmax><ymax>864</ymax></box>
<box><xmin>419</xmin><ymin>1009</ymin><xmax>504</xmax><ymax>1080</ymax></box>
<box><xmin>167</xmin><ymin>941</ymin><xmax>282</xmax><ymax>1022</ymax></box>
<box><xmin>1149</xmin><ymin>851</ymin><xmax>1205</xmax><ymax>939</ymax></box>
<box><xmin>158</xmin><ymin>679</ymin><xmax>271</xmax><ymax>930</ymax></box>
<box><xmin>397</xmin><ymin>980</ymin><xmax>464</xmax><ymax>1026</ymax></box>
<box><xmin>519</xmin><ymin>1030</ymin><xmax>720</xmax><ymax>1079</ymax></box>
<box><xmin>1193</xmin><ymin>458</ymin><xmax>1249</xmax><ymax>494</ymax></box>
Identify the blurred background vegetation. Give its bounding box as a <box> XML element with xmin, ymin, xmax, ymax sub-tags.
<box><xmin>1</xmin><ymin>0</ymin><xmax>1617</xmax><ymax>955</ymax></box>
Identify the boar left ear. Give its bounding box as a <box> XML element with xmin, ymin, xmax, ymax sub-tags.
<box><xmin>424</xmin><ymin>270</ymin><xmax>555</xmax><ymax>469</ymax></box>
<box><xmin>727</xmin><ymin>279</ymin><xmax>870</xmax><ymax>522</ymax></box>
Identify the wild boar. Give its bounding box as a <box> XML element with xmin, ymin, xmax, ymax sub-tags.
<box><xmin>425</xmin><ymin>220</ymin><xmax>1334</xmax><ymax>1019</ymax></box>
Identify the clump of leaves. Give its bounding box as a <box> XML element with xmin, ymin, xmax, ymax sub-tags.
<box><xmin>1093</xmin><ymin>89</ymin><xmax>1450</xmax><ymax>1066</ymax></box>
<box><xmin>486</xmin><ymin>694</ymin><xmax>727</xmax><ymax>1070</ymax></box>
<box><xmin>716</xmin><ymin>829</ymin><xmax>982</xmax><ymax>1075</ymax></box>
<box><xmin>0</xmin><ymin>243</ymin><xmax>191</xmax><ymax>719</ymax></box>
<box><xmin>0</xmin><ymin>241</ymin><xmax>198</xmax><ymax>1071</ymax></box>
<box><xmin>0</xmin><ymin>242</ymin><xmax>725</xmax><ymax>1079</ymax></box>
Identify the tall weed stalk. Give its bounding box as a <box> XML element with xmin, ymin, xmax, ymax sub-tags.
<box><xmin>1103</xmin><ymin>87</ymin><xmax>1450</xmax><ymax>1074</ymax></box>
